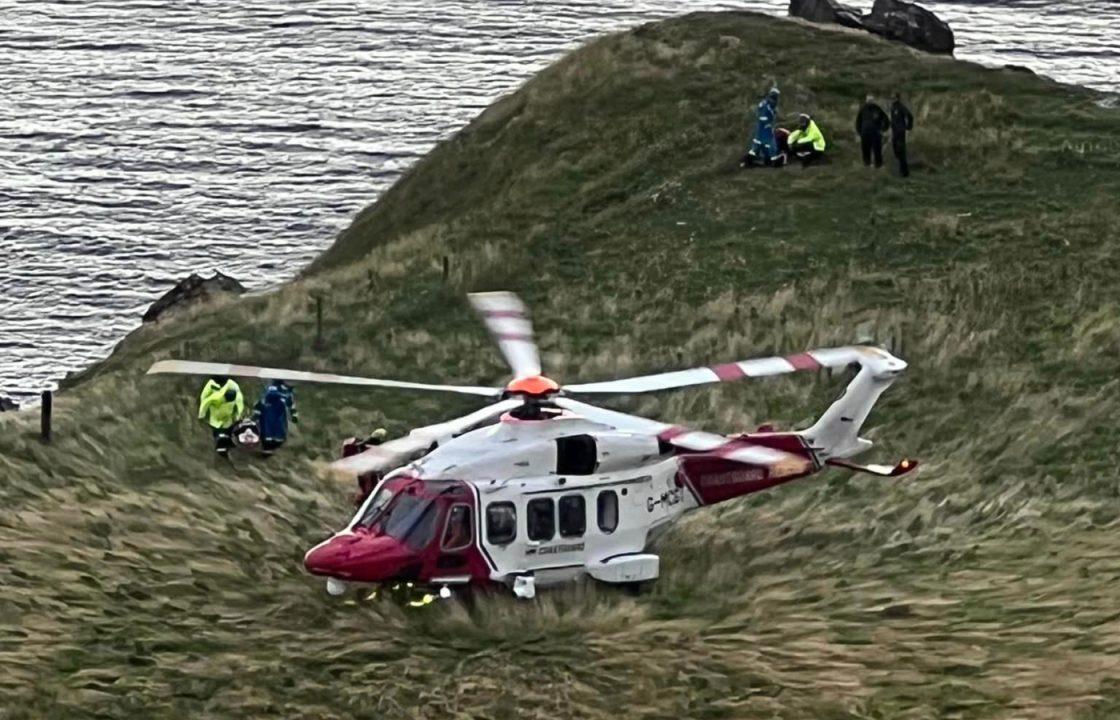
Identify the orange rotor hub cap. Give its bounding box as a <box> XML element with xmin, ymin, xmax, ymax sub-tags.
<box><xmin>505</xmin><ymin>375</ymin><xmax>560</xmax><ymax>397</ymax></box>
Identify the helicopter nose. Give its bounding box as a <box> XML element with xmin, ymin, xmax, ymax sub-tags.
<box><xmin>303</xmin><ymin>533</ymin><xmax>418</xmax><ymax>583</ymax></box>
<box><xmin>303</xmin><ymin>535</ymin><xmax>354</xmax><ymax>575</ymax></box>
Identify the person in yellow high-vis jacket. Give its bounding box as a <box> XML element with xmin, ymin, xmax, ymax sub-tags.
<box><xmin>198</xmin><ymin>376</ymin><xmax>244</xmax><ymax>455</ymax></box>
<box><xmin>787</xmin><ymin>113</ymin><xmax>827</xmax><ymax>166</ymax></box>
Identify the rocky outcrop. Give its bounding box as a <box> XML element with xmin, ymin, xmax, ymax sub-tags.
<box><xmin>0</xmin><ymin>395</ymin><xmax>19</xmax><ymax>412</ymax></box>
<box><xmin>788</xmin><ymin>0</ymin><xmax>864</xmax><ymax>29</ymax></box>
<box><xmin>864</xmin><ymin>0</ymin><xmax>955</xmax><ymax>55</ymax></box>
<box><xmin>142</xmin><ymin>272</ymin><xmax>246</xmax><ymax>323</ymax></box>
<box><xmin>789</xmin><ymin>0</ymin><xmax>955</xmax><ymax>55</ymax></box>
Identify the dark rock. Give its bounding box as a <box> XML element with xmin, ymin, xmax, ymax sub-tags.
<box><xmin>789</xmin><ymin>0</ymin><xmax>954</xmax><ymax>55</ymax></box>
<box><xmin>0</xmin><ymin>395</ymin><xmax>19</xmax><ymax>412</ymax></box>
<box><xmin>142</xmin><ymin>272</ymin><xmax>246</xmax><ymax>323</ymax></box>
<box><xmin>864</xmin><ymin>0</ymin><xmax>955</xmax><ymax>55</ymax></box>
<box><xmin>1004</xmin><ymin>64</ymin><xmax>1036</xmax><ymax>75</ymax></box>
<box><xmin>788</xmin><ymin>0</ymin><xmax>865</xmax><ymax>29</ymax></box>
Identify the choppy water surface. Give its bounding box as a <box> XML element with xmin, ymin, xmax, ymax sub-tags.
<box><xmin>2</xmin><ymin>1</ymin><xmax>1117</xmax><ymax>404</ymax></box>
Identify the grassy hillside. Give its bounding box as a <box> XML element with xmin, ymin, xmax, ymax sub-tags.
<box><xmin>3</xmin><ymin>10</ymin><xmax>1120</xmax><ymax>719</ymax></box>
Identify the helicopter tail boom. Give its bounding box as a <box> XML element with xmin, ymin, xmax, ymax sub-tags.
<box><xmin>799</xmin><ymin>348</ymin><xmax>907</xmax><ymax>461</ymax></box>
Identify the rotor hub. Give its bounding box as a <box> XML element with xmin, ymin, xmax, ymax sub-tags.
<box><xmin>505</xmin><ymin>375</ymin><xmax>560</xmax><ymax>397</ymax></box>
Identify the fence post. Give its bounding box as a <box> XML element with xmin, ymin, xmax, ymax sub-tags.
<box><xmin>313</xmin><ymin>295</ymin><xmax>325</xmax><ymax>351</ymax></box>
<box><xmin>40</xmin><ymin>390</ymin><xmax>52</xmax><ymax>443</ymax></box>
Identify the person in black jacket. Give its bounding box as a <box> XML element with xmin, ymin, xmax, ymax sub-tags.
<box><xmin>890</xmin><ymin>93</ymin><xmax>915</xmax><ymax>177</ymax></box>
<box><xmin>855</xmin><ymin>94</ymin><xmax>890</xmax><ymax>168</ymax></box>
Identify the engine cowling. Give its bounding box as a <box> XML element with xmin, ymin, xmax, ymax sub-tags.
<box><xmin>592</xmin><ymin>433</ymin><xmax>663</xmax><ymax>474</ymax></box>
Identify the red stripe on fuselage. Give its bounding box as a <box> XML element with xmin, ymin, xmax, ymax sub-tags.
<box><xmin>738</xmin><ymin>431</ymin><xmax>814</xmax><ymax>457</ymax></box>
<box><xmin>786</xmin><ymin>352</ymin><xmax>821</xmax><ymax>371</ymax></box>
<box><xmin>657</xmin><ymin>426</ymin><xmax>689</xmax><ymax>441</ymax></box>
<box><xmin>678</xmin><ymin>456</ymin><xmax>815</xmax><ymax>506</ymax></box>
<box><xmin>711</xmin><ymin>440</ymin><xmax>752</xmax><ymax>459</ymax></box>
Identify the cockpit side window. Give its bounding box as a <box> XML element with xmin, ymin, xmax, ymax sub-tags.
<box><xmin>486</xmin><ymin>502</ymin><xmax>517</xmax><ymax>545</ymax></box>
<box><xmin>442</xmin><ymin>504</ymin><xmax>473</xmax><ymax>551</ymax></box>
<box><xmin>400</xmin><ymin>501</ymin><xmax>439</xmax><ymax>551</ymax></box>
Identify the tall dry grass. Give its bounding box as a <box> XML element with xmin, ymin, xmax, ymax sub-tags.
<box><xmin>3</xmin><ymin>9</ymin><xmax>1120</xmax><ymax>719</ymax></box>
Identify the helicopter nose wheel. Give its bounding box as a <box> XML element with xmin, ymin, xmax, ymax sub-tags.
<box><xmin>513</xmin><ymin>575</ymin><xmax>536</xmax><ymax>599</ymax></box>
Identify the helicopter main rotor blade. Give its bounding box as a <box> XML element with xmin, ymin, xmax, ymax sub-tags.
<box><xmin>552</xmin><ymin>397</ymin><xmax>813</xmax><ymax>475</ymax></box>
<box><xmin>468</xmin><ymin>291</ymin><xmax>542</xmax><ymax>379</ymax></box>
<box><xmin>146</xmin><ymin>360</ymin><xmax>502</xmax><ymax>397</ymax></box>
<box><xmin>329</xmin><ymin>398</ymin><xmax>523</xmax><ymax>476</ymax></box>
<box><xmin>562</xmin><ymin>346</ymin><xmax>903</xmax><ymax>394</ymax></box>
<box><xmin>330</xmin><ymin>434</ymin><xmax>433</xmax><ymax>478</ymax></box>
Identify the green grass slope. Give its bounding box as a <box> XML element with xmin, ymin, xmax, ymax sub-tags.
<box><xmin>3</xmin><ymin>10</ymin><xmax>1120</xmax><ymax>719</ymax></box>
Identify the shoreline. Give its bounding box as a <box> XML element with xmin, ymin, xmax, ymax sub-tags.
<box><xmin>5</xmin><ymin>4</ymin><xmax>1117</xmax><ymax>405</ymax></box>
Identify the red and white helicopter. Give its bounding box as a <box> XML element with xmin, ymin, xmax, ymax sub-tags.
<box><xmin>148</xmin><ymin>291</ymin><xmax>916</xmax><ymax>600</ymax></box>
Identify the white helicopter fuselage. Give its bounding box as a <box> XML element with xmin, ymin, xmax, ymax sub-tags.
<box><xmin>409</xmin><ymin>414</ymin><xmax>695</xmax><ymax>591</ymax></box>
<box><xmin>309</xmin><ymin>410</ymin><xmax>812</xmax><ymax>598</ymax></box>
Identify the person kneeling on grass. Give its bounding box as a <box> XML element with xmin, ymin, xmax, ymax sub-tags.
<box><xmin>787</xmin><ymin>113</ymin><xmax>827</xmax><ymax>166</ymax></box>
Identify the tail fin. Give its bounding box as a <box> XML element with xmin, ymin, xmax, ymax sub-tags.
<box><xmin>799</xmin><ymin>347</ymin><xmax>907</xmax><ymax>460</ymax></box>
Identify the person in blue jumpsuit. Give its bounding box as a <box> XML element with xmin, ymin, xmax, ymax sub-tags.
<box><xmin>252</xmin><ymin>379</ymin><xmax>298</xmax><ymax>454</ymax></box>
<box><xmin>742</xmin><ymin>87</ymin><xmax>782</xmax><ymax>168</ymax></box>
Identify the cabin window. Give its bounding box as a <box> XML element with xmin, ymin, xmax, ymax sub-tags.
<box><xmin>558</xmin><ymin>494</ymin><xmax>586</xmax><ymax>538</ymax></box>
<box><xmin>556</xmin><ymin>434</ymin><xmax>597</xmax><ymax>475</ymax></box>
<box><xmin>442</xmin><ymin>504</ymin><xmax>473</xmax><ymax>551</ymax></box>
<box><xmin>527</xmin><ymin>498</ymin><xmax>555</xmax><ymax>541</ymax></box>
<box><xmin>486</xmin><ymin>502</ymin><xmax>517</xmax><ymax>545</ymax></box>
<box><xmin>597</xmin><ymin>490</ymin><xmax>618</xmax><ymax>534</ymax></box>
